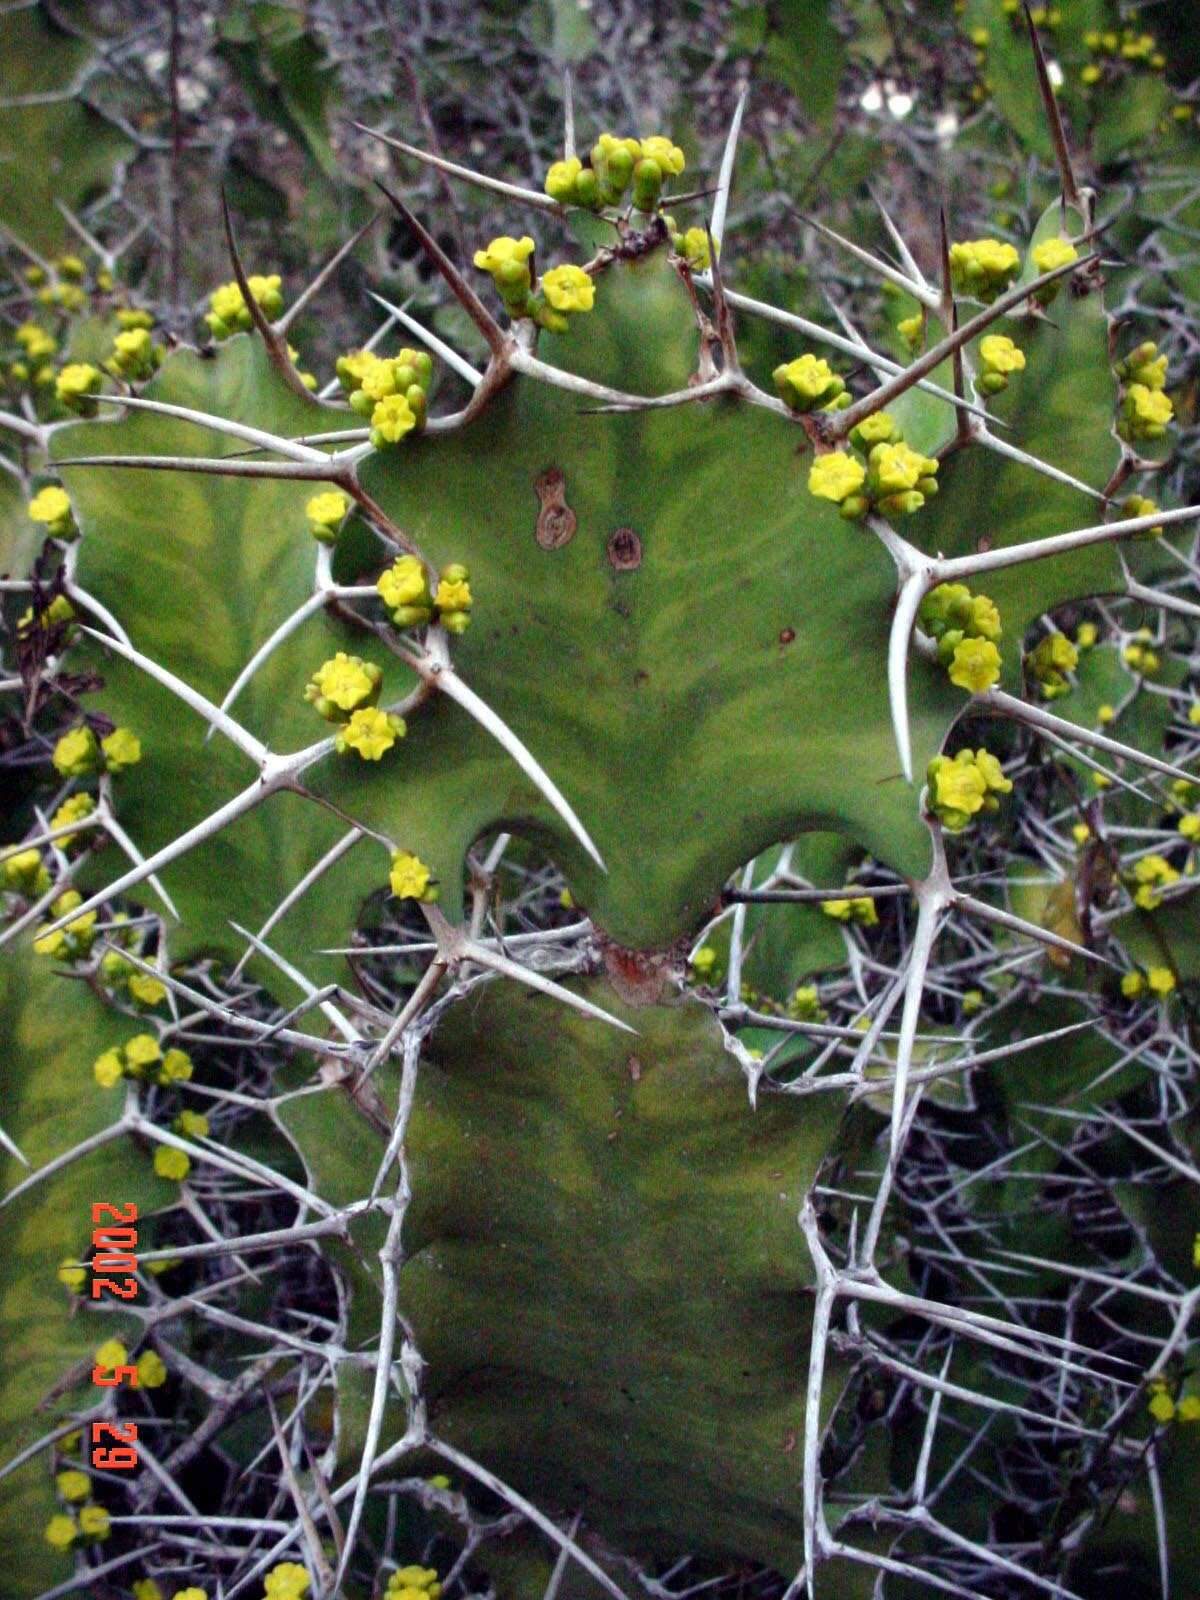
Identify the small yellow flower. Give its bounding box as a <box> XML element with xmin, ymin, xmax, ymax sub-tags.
<box><xmin>370</xmin><ymin>393</ymin><xmax>418</xmax><ymax>447</ymax></box>
<box><xmin>390</xmin><ymin>851</ymin><xmax>437</xmax><ymax>902</ymax></box>
<box><xmin>1121</xmin><ymin>972</ymin><xmax>1145</xmax><ymax>999</ymax></box>
<box><xmin>377</xmin><ymin>555</ymin><xmax>430</xmax><ymax>611</ymax></box>
<box><xmin>336</xmin><ymin>707</ymin><xmax>406</xmax><ymax>761</ymax></box>
<box><xmin>78</xmin><ymin>1503</ymin><xmax>110</xmax><ymax>1540</ymax></box>
<box><xmin>821</xmin><ymin>896</ymin><xmax>878</xmax><ymax>926</ymax></box>
<box><xmin>94</xmin><ymin>1337</ymin><xmax>128</xmax><ymax>1372</ymax></box>
<box><xmin>28</xmin><ymin>485</ymin><xmax>73</xmax><ymax>532</ymax></box>
<box><xmin>172</xmin><ymin>1590</ymin><xmax>207</xmax><ymax>1600</ymax></box>
<box><xmin>124</xmin><ymin>1033</ymin><xmax>162</xmax><ymax>1072</ymax></box>
<box><xmin>1178</xmin><ymin>814</ymin><xmax>1200</xmax><ymax>841</ymax></box>
<box><xmin>3</xmin><ymin>847</ymin><xmax>49</xmax><ymax>895</ymax></box>
<box><xmin>44</xmin><ymin>1513</ymin><xmax>76</xmax><ymax>1549</ymax></box>
<box><xmin>55</xmin><ymin>363</ymin><xmax>102</xmax><ymax>411</ymax></box>
<box><xmin>1179</xmin><ymin>1396</ymin><xmax>1200</xmax><ymax>1422</ymax></box>
<box><xmin>962</xmin><ymin>989</ymin><xmax>984</xmax><ymax>1014</ymax></box>
<box><xmin>775</xmin><ymin>354</ymin><xmax>844</xmax><ymax>411</ymax></box>
<box><xmin>473</xmin><ymin>236</ymin><xmax>535</xmax><ymax>275</ymax></box>
<box><xmin>15</xmin><ymin>322</ymin><xmax>57</xmax><ymax>360</ymax></box>
<box><xmin>1075</xmin><ymin>622</ymin><xmax>1098</xmax><ymax>648</ymax></box>
<box><xmin>136</xmin><ymin>1349</ymin><xmax>168</xmax><ymax>1388</ymax></box>
<box><xmin>544</xmin><ymin>155</ymin><xmax>583</xmax><ymax>201</ymax></box>
<box><xmin>1123</xmin><ymin>383</ymin><xmax>1174</xmax><ymax>441</ymax></box>
<box><xmin>871</xmin><ymin>440</ymin><xmax>930</xmax><ymax>495</ymax></box>
<box><xmin>154</xmin><ymin>1146</ymin><xmax>192</xmax><ymax>1181</ymax></box>
<box><xmin>435</xmin><ymin>577</ymin><xmax>472</xmax><ymax>613</ymax></box>
<box><xmin>949</xmin><ymin>637</ymin><xmax>1002</xmax><ymax>693</ymax></box>
<box><xmin>1148</xmin><ymin>967</ymin><xmax>1177</xmax><ymax>997</ymax></box>
<box><xmin>541</xmin><ymin>265</ymin><xmax>594</xmax><ymax>314</ymax></box>
<box><xmin>101</xmin><ymin>729</ymin><xmax>142</xmax><ymax>771</ymax></box>
<box><xmin>160</xmin><ymin>1047</ymin><xmax>193</xmax><ymax>1083</ymax></box>
<box><xmin>174</xmin><ymin>1109</ymin><xmax>210</xmax><ymax>1139</ymax></box>
<box><xmin>949</xmin><ymin>238</ymin><xmax>1020</xmax><ymax>300</ymax></box>
<box><xmin>1031</xmin><ymin>237</ymin><xmax>1079</xmax><ymax>275</ymax></box>
<box><xmin>51</xmin><ymin>793</ymin><xmax>95</xmax><ymax>848</ymax></box>
<box><xmin>57</xmin><ymin>1257</ymin><xmax>87</xmax><ymax>1292</ymax></box>
<box><xmin>52</xmin><ymin>725</ymin><xmax>100</xmax><ymax>778</ymax></box>
<box><xmin>304</xmin><ymin>653</ymin><xmax>381</xmax><ymax>718</ymax></box>
<box><xmin>93</xmin><ymin>1049</ymin><xmax>125</xmax><ymax>1089</ymax></box>
<box><xmin>1149</xmin><ymin>1389</ymin><xmax>1176</xmax><ymax>1423</ymax></box>
<box><xmin>640</xmin><ymin>136</ymin><xmax>685</xmax><ymax>175</ymax></box>
<box><xmin>979</xmin><ymin>334</ymin><xmax>1025</xmax><ymax>375</ymax></box>
<box><xmin>132</xmin><ymin>1581</ymin><xmax>164</xmax><ymax>1600</ymax></box>
<box><xmin>1072</xmin><ymin>823</ymin><xmax>1091</xmax><ymax>845</ymax></box>
<box><xmin>264</xmin><ymin>1562</ymin><xmax>311</xmax><ymax>1599</ymax></box>
<box><xmin>56</xmin><ymin>1469</ymin><xmax>90</xmax><ymax>1502</ymax></box>
<box><xmin>128</xmin><ymin>973</ymin><xmax>167</xmax><ymax>1007</ymax></box>
<box><xmin>671</xmin><ymin>227</ymin><xmax>711</xmax><ymax>270</ymax></box>
<box><xmin>807</xmin><ymin>451</ymin><xmax>865</xmax><ymax>505</ymax></box>
<box><xmin>305</xmin><ymin>491</ymin><xmax>349</xmax><ymax>538</ymax></box>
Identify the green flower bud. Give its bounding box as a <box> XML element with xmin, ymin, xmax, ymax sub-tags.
<box><xmin>632</xmin><ymin>157</ymin><xmax>664</xmax><ymax>211</ymax></box>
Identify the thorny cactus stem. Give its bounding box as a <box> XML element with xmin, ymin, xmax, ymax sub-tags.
<box><xmin>3</xmin><ymin>13</ymin><xmax>1200</xmax><ymax>1600</ymax></box>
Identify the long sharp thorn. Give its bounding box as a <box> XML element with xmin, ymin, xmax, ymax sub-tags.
<box><xmin>953</xmin><ymin>891</ymin><xmax>1116</xmax><ymax>968</ymax></box>
<box><xmin>562</xmin><ymin>67</ymin><xmax>576</xmax><ymax>160</ymax></box>
<box><xmin>870</xmin><ymin>186</ymin><xmax>928</xmax><ymax>288</ymax></box>
<box><xmin>354</xmin><ymin>123</ymin><xmax>561</xmax><ymax>212</ymax></box>
<box><xmin>982</xmin><ymin>686</ymin><xmax>1196</xmax><ymax>784</ymax></box>
<box><xmin>799</xmin><ymin>210</ymin><xmax>937</xmax><ymax>308</ymax></box>
<box><xmin>55</xmin><ymin>452</ymin><xmax>337</xmax><ymax>481</ymax></box>
<box><xmin>374</xmin><ymin>181</ymin><xmax>509</xmax><ymax>357</ymax></box>
<box><xmin>711</xmin><ymin>86</ymin><xmax>748</xmax><ymax>251</ymax></box>
<box><xmin>831</xmin><ymin>251</ymin><xmax>1099</xmax><ymax>438</ymax></box>
<box><xmin>220</xmin><ymin>190</ymin><xmax>315</xmax><ymax>403</ymax></box>
<box><xmin>1022</xmin><ymin>1</ymin><xmax>1082</xmax><ymax>215</ymax></box>
<box><xmin>34</xmin><ymin>780</ymin><xmax>270</xmax><ymax>944</ymax></box>
<box><xmin>208</xmin><ymin>591</ymin><xmax>327</xmax><ymax>742</ymax></box>
<box><xmin>463</xmin><ymin>939</ymin><xmax>637</xmax><ymax>1034</ymax></box>
<box><xmin>367</xmin><ymin>291</ymin><xmax>483</xmax><ymax>387</ymax></box>
<box><xmin>890</xmin><ymin>895</ymin><xmax>942</xmax><ymax>1159</ymax></box>
<box><xmin>888</xmin><ymin>571</ymin><xmax>926</xmax><ymax>782</ymax></box>
<box><xmin>937</xmin><ymin>502</ymin><xmax>1200</xmax><ymax>579</ymax></box>
<box><xmin>90</xmin><ymin>393</ymin><xmax>327</xmax><ymax>464</ymax></box>
<box><xmin>275</xmin><ymin>213</ymin><xmax>380</xmax><ymax>336</ymax></box>
<box><xmin>79</xmin><ymin>626</ymin><xmax>267</xmax><ymax>763</ymax></box>
<box><xmin>433</xmin><ymin>664</ymin><xmax>606</xmax><ymax>870</ymax></box>
<box><xmin>712</xmin><ymin>286</ymin><xmax>1004</xmax><ymax>428</ymax></box>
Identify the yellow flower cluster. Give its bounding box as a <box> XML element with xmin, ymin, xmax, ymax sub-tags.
<box><xmin>919</xmin><ymin>582</ymin><xmax>1003</xmax><ymax>695</ymax></box>
<box><xmin>926</xmin><ymin>748</ymin><xmax>1012</xmax><ymax>833</ymax></box>
<box><xmin>773</xmin><ymin>353</ymin><xmax>847</xmax><ymax>414</ymax></box>
<box><xmin>1029</xmin><ymin>236</ymin><xmax>1080</xmax><ymax>306</ymax></box>
<box><xmin>821</xmin><ymin>896</ymin><xmax>879</xmax><ymax>927</ymax></box>
<box><xmin>93</xmin><ymin>1035</ymin><xmax>193</xmax><ymax>1090</ymax></box>
<box><xmin>338</xmin><ymin>346</ymin><xmax>433</xmax><ymax>449</ymax></box>
<box><xmin>807</xmin><ymin>413</ymin><xmax>939</xmax><ymax>521</ymax></box>
<box><xmin>51</xmin><ymin>722</ymin><xmax>141</xmax><ymax>777</ymax></box>
<box><xmin>787</xmin><ymin>984</ymin><xmax>826</xmax><ymax>1021</ymax></box>
<box><xmin>472</xmin><ymin>238</ymin><xmax>595</xmax><ymax>332</ymax></box>
<box><xmin>949</xmin><ymin>238</ymin><xmax>1020</xmax><ymax>303</ymax></box>
<box><xmin>1085</xmin><ymin>28</ymin><xmax>1164</xmax><ymax>68</ymax></box>
<box><xmin>263</xmin><ymin>1562</ymin><xmax>311</xmax><ymax>1599</ymax></box>
<box><xmin>105</xmin><ymin>326</ymin><xmax>163</xmax><ymax>382</ymax></box>
<box><xmin>55</xmin><ymin>361</ymin><xmax>102</xmax><ymax>415</ymax></box>
<box><xmin>1147</xmin><ymin>1376</ymin><xmax>1200</xmax><ymax>1424</ymax></box>
<box><xmin>543</xmin><ymin>133</ymin><xmax>684</xmax><ymax>212</ymax></box>
<box><xmin>1126</xmin><ymin>853</ymin><xmax>1180</xmax><ymax>911</ymax></box>
<box><xmin>1121</xmin><ymin>967</ymin><xmax>1177</xmax><ymax>1000</ymax></box>
<box><xmin>28</xmin><ymin>484</ymin><xmax>76</xmax><ymax>539</ymax></box>
<box><xmin>977</xmin><ymin>334</ymin><xmax>1025</xmax><ymax>396</ymax></box>
<box><xmin>3</xmin><ymin>845</ymin><xmax>52</xmax><ymax>897</ymax></box>
<box><xmin>669</xmin><ymin>225</ymin><xmax>712</xmax><ymax>271</ymax></box>
<box><xmin>1114</xmin><ymin>340</ymin><xmax>1173</xmax><ymax>443</ymax></box>
<box><xmin>1026</xmin><ymin>632</ymin><xmax>1078</xmax><ymax>700</ymax></box>
<box><xmin>376</xmin><ymin>556</ymin><xmax>473</xmax><ymax>635</ymax></box>
<box><xmin>1123</xmin><ymin>627</ymin><xmax>1161</xmax><ymax>677</ymax></box>
<box><xmin>385</xmin><ymin>1566</ymin><xmax>442</xmax><ymax>1600</ymax></box>
<box><xmin>32</xmin><ymin>890</ymin><xmax>97</xmax><ymax>960</ymax></box>
<box><xmin>205</xmin><ymin>274</ymin><xmax>284</xmax><ymax>339</ymax></box>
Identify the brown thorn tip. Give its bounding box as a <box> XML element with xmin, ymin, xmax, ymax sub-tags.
<box><xmin>372</xmin><ymin>180</ymin><xmax>508</xmax><ymax>357</ymax></box>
